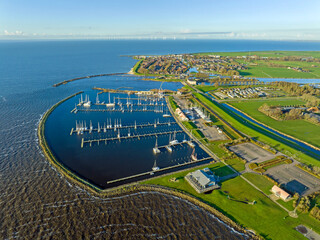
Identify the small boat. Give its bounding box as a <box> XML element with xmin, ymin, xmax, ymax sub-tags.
<box><xmin>153</xmin><ymin>138</ymin><xmax>160</xmax><ymax>154</ymax></box>
<box><xmin>152</xmin><ymin>160</ymin><xmax>160</xmax><ymax>171</ymax></box>
<box><xmin>191</xmin><ymin>148</ymin><xmax>197</xmax><ymax>161</ymax></box>
<box><xmin>187</xmin><ymin>141</ymin><xmax>195</xmax><ymax>148</ymax></box>
<box><xmin>169</xmin><ymin>131</ymin><xmax>179</xmax><ymax>145</ymax></box>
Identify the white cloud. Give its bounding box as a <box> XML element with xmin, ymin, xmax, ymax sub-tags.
<box><xmin>4</xmin><ymin>30</ymin><xmax>24</xmax><ymax>36</ymax></box>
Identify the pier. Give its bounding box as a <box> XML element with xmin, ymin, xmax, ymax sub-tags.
<box><xmin>154</xmin><ymin>141</ymin><xmax>195</xmax><ymax>153</ymax></box>
<box><xmin>106</xmin><ymin>156</ymin><xmax>213</xmax><ymax>184</ymax></box>
<box><xmin>81</xmin><ymin>130</ymin><xmax>183</xmax><ymax>148</ymax></box>
<box><xmin>72</xmin><ymin>120</ymin><xmax>176</xmax><ymax>135</ymax></box>
<box><xmin>73</xmin><ymin>108</ymin><xmax>165</xmax><ymax>113</ymax></box>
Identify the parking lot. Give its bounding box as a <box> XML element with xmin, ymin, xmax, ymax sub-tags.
<box><xmin>267</xmin><ymin>164</ymin><xmax>320</xmax><ymax>196</ymax></box>
<box><xmin>229</xmin><ymin>142</ymin><xmax>275</xmax><ymax>163</ymax></box>
<box><xmin>194</xmin><ymin>119</ymin><xmax>228</xmax><ymax>141</ymax></box>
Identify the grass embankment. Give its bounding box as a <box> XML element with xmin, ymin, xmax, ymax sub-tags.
<box><xmin>228</xmin><ymin>99</ymin><xmax>320</xmax><ymax>149</ymax></box>
<box><xmin>168</xmin><ymin>96</ymin><xmax>178</xmax><ymax>111</ymax></box>
<box><xmin>195</xmin><ymin>85</ymin><xmax>218</xmax><ymax>92</ymax></box>
<box><xmin>131</xmin><ymin>60</ymin><xmax>143</xmax><ymax>74</ymax></box>
<box><xmin>38</xmin><ymin>92</ymin><xmax>104</xmax><ymax>193</ymax></box>
<box><xmin>142</xmin><ymin>164</ymin><xmax>320</xmax><ymax>240</ymax></box>
<box><xmin>193</xmin><ymin>92</ymin><xmax>320</xmax><ymax>167</ymax></box>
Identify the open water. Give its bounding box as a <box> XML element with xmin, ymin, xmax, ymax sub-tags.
<box><xmin>1</xmin><ymin>40</ymin><xmax>320</xmax><ymax>239</ymax></box>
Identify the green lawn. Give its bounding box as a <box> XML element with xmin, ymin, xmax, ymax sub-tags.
<box><xmin>228</xmin><ymin>99</ymin><xmax>320</xmax><ymax>149</ymax></box>
<box><xmin>142</xmin><ymin>166</ymin><xmax>320</xmax><ymax>240</ymax></box>
<box><xmin>225</xmin><ymin>158</ymin><xmax>246</xmax><ymax>172</ymax></box>
<box><xmin>276</xmin><ymin>199</ymin><xmax>295</xmax><ymax>212</ymax></box>
<box><xmin>242</xmin><ymin>173</ymin><xmax>274</xmax><ymax>194</ymax></box>
<box><xmin>182</xmin><ymin>121</ymin><xmax>206</xmax><ymax>140</ymax></box>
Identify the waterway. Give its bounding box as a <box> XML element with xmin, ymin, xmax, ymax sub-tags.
<box><xmin>1</xmin><ymin>40</ymin><xmax>320</xmax><ymax>239</ymax></box>
<box><xmin>221</xmin><ymin>103</ymin><xmax>320</xmax><ymax>156</ymax></box>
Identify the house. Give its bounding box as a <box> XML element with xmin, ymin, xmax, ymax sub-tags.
<box><xmin>271</xmin><ymin>185</ymin><xmax>291</xmax><ymax>201</ymax></box>
<box><xmin>187</xmin><ymin>79</ymin><xmax>197</xmax><ymax>85</ymax></box>
<box><xmin>185</xmin><ymin>168</ymin><xmax>220</xmax><ymax>193</ymax></box>
<box><xmin>307</xmin><ymin>107</ymin><xmax>319</xmax><ymax>113</ymax></box>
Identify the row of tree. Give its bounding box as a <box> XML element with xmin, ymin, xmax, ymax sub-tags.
<box><xmin>258</xmin><ymin>103</ymin><xmax>320</xmax><ymax>125</ymax></box>
<box><xmin>270</xmin><ymin>81</ymin><xmax>320</xmax><ymax>97</ymax></box>
<box><xmin>259</xmin><ymin>104</ymin><xmax>304</xmax><ymax>120</ymax></box>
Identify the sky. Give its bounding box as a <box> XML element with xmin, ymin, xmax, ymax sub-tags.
<box><xmin>1</xmin><ymin>0</ymin><xmax>320</xmax><ymax>40</ymax></box>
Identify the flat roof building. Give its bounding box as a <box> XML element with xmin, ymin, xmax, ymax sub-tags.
<box><xmin>185</xmin><ymin>168</ymin><xmax>219</xmax><ymax>193</ymax></box>
<box><xmin>271</xmin><ymin>185</ymin><xmax>291</xmax><ymax>201</ymax></box>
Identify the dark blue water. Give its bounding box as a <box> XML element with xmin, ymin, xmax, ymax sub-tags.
<box><xmin>1</xmin><ymin>40</ymin><xmax>320</xmax><ymax>239</ymax></box>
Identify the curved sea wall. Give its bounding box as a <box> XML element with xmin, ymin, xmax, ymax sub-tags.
<box><xmin>38</xmin><ymin>91</ymin><xmax>106</xmax><ymax>194</ymax></box>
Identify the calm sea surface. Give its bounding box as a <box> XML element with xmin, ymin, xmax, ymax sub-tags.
<box><xmin>1</xmin><ymin>40</ymin><xmax>320</xmax><ymax>239</ymax></box>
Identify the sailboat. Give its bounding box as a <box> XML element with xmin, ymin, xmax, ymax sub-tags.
<box><xmin>83</xmin><ymin>95</ymin><xmax>91</xmax><ymax>107</ymax></box>
<box><xmin>152</xmin><ymin>159</ymin><xmax>160</xmax><ymax>171</ymax></box>
<box><xmin>169</xmin><ymin>131</ymin><xmax>179</xmax><ymax>145</ymax></box>
<box><xmin>106</xmin><ymin>92</ymin><xmax>115</xmax><ymax>107</ymax></box>
<box><xmin>153</xmin><ymin>137</ymin><xmax>160</xmax><ymax>154</ymax></box>
<box><xmin>163</xmin><ymin>107</ymin><xmax>170</xmax><ymax>117</ymax></box>
<box><xmin>191</xmin><ymin>148</ymin><xmax>197</xmax><ymax>161</ymax></box>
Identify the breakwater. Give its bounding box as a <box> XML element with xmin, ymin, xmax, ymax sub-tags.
<box><xmin>38</xmin><ymin>91</ymin><xmax>106</xmax><ymax>194</ymax></box>
<box><xmin>52</xmin><ymin>73</ymin><xmax>127</xmax><ymax>87</ymax></box>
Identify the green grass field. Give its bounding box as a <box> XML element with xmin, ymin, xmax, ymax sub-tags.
<box><xmin>182</xmin><ymin>121</ymin><xmax>206</xmax><ymax>140</ymax></box>
<box><xmin>225</xmin><ymin>158</ymin><xmax>246</xmax><ymax>172</ymax></box>
<box><xmin>228</xmin><ymin>98</ymin><xmax>320</xmax><ymax>148</ymax></box>
<box><xmin>195</xmin><ymin>51</ymin><xmax>320</xmax><ymax>58</ymax></box>
<box><xmin>142</xmin><ymin>164</ymin><xmax>320</xmax><ymax>240</ymax></box>
<box><xmin>242</xmin><ymin>173</ymin><xmax>274</xmax><ymax>194</ymax></box>
<box><xmin>194</xmin><ymin>51</ymin><xmax>320</xmax><ymax>78</ymax></box>
<box><xmin>195</xmin><ymin>85</ymin><xmax>218</xmax><ymax>92</ymax></box>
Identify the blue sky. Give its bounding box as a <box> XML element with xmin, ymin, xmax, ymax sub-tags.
<box><xmin>1</xmin><ymin>0</ymin><xmax>320</xmax><ymax>40</ymax></box>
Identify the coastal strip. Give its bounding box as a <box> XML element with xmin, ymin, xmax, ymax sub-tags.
<box><xmin>52</xmin><ymin>73</ymin><xmax>127</xmax><ymax>87</ymax></box>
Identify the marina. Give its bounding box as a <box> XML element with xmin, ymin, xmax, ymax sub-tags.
<box><xmin>44</xmin><ymin>90</ymin><xmax>209</xmax><ymax>188</ymax></box>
